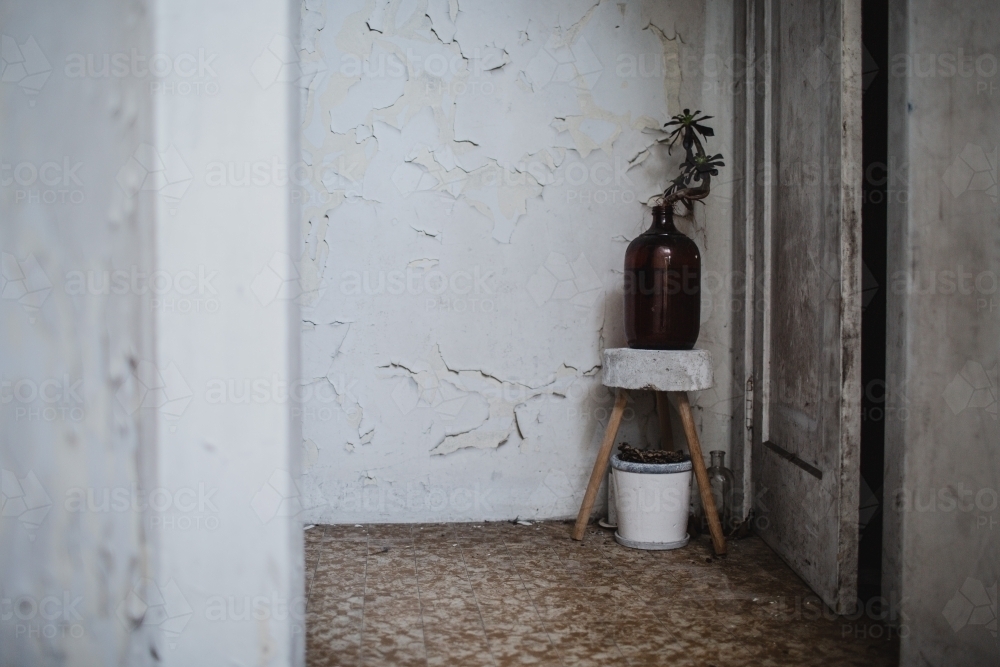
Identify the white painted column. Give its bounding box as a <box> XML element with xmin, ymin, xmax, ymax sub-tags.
<box><xmin>152</xmin><ymin>1</ymin><xmax>302</xmax><ymax>665</ymax></box>
<box><xmin>1</xmin><ymin>1</ymin><xmax>302</xmax><ymax>665</ymax></box>
<box><xmin>1</xmin><ymin>1</ymin><xmax>159</xmax><ymax>665</ymax></box>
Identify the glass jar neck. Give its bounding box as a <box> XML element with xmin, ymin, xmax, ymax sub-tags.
<box><xmin>649</xmin><ymin>205</ymin><xmax>679</xmax><ymax>233</ymax></box>
<box><xmin>710</xmin><ymin>450</ymin><xmax>725</xmax><ymax>467</ymax></box>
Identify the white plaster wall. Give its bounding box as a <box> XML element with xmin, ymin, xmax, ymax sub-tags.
<box><xmin>298</xmin><ymin>0</ymin><xmax>740</xmax><ymax>522</ymax></box>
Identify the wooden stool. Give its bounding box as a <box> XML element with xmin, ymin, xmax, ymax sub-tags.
<box><xmin>571</xmin><ymin>348</ymin><xmax>727</xmax><ymax>555</ymax></box>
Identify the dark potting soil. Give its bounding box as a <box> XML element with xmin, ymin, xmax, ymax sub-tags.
<box><xmin>617</xmin><ymin>443</ymin><xmax>689</xmax><ymax>464</ymax></box>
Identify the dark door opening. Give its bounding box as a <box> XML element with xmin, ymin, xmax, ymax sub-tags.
<box><xmin>859</xmin><ymin>0</ymin><xmax>889</xmax><ymax>606</ymax></box>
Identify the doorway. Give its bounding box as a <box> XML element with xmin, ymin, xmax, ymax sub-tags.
<box><xmin>858</xmin><ymin>0</ymin><xmax>889</xmax><ymax>607</ymax></box>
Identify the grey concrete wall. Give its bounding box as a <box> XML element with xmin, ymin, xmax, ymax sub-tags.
<box><xmin>886</xmin><ymin>0</ymin><xmax>1000</xmax><ymax>664</ymax></box>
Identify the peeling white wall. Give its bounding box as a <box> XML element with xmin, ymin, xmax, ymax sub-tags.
<box><xmin>298</xmin><ymin>0</ymin><xmax>741</xmax><ymax>522</ymax></box>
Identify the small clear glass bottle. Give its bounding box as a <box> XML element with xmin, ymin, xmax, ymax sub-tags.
<box><xmin>706</xmin><ymin>450</ymin><xmax>735</xmax><ymax>534</ymax></box>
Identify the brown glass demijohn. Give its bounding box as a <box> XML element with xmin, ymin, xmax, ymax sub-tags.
<box><xmin>624</xmin><ymin>205</ymin><xmax>701</xmax><ymax>349</ymax></box>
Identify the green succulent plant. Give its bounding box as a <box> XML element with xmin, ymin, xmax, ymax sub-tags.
<box><xmin>657</xmin><ymin>109</ymin><xmax>725</xmax><ymax>210</ymax></box>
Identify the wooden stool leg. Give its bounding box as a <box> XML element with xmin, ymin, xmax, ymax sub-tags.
<box><xmin>675</xmin><ymin>391</ymin><xmax>727</xmax><ymax>556</ymax></box>
<box><xmin>572</xmin><ymin>389</ymin><xmax>628</xmax><ymax>541</ymax></box>
<box><xmin>655</xmin><ymin>392</ymin><xmax>674</xmax><ymax>451</ymax></box>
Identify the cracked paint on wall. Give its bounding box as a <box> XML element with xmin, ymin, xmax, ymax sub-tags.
<box><xmin>298</xmin><ymin>0</ymin><xmax>739</xmax><ymax>522</ymax></box>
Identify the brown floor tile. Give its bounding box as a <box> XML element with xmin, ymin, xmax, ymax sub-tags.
<box><xmin>487</xmin><ymin>631</ymin><xmax>560</xmax><ymax>667</ymax></box>
<box><xmin>423</xmin><ymin>621</ymin><xmax>495</xmax><ymax>666</ymax></box>
<box><xmin>544</xmin><ymin>622</ymin><xmax>630</xmax><ymax>666</ymax></box>
<box><xmin>304</xmin><ymin>522</ymin><xmax>899</xmax><ymax>667</ymax></box>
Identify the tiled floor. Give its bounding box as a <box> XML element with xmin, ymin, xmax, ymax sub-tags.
<box><xmin>305</xmin><ymin>521</ymin><xmax>899</xmax><ymax>666</ymax></box>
